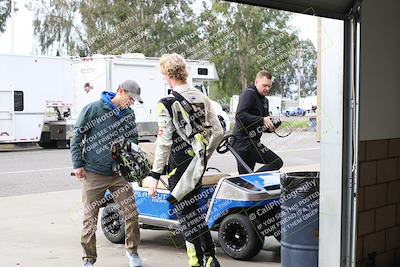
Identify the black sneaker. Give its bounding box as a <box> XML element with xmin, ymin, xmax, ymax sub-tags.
<box><xmin>204</xmin><ymin>256</ymin><xmax>220</xmax><ymax>267</ymax></box>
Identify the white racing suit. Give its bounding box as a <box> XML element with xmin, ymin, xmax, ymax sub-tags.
<box><xmin>151</xmin><ymin>84</ymin><xmax>223</xmax><ymax>267</ymax></box>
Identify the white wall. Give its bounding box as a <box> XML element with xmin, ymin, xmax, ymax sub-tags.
<box><xmin>319</xmin><ymin>17</ymin><xmax>344</xmax><ymax>267</ymax></box>
<box><xmin>359</xmin><ymin>0</ymin><xmax>400</xmax><ymax>141</ymax></box>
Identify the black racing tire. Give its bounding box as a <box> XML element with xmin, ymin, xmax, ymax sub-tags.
<box><xmin>101</xmin><ymin>203</ymin><xmax>125</xmax><ymax>244</ymax></box>
<box><xmin>218</xmin><ymin>214</ymin><xmax>264</xmax><ymax>260</ymax></box>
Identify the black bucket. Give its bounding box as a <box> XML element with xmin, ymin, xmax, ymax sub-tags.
<box><xmin>280</xmin><ymin>171</ymin><xmax>320</xmax><ymax>267</ymax></box>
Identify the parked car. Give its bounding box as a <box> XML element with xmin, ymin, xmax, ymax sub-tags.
<box><xmin>284</xmin><ymin>107</ymin><xmax>306</xmax><ymax>117</ymax></box>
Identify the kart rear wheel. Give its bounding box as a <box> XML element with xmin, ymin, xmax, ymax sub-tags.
<box><xmin>101</xmin><ymin>203</ymin><xmax>125</xmax><ymax>244</ymax></box>
<box><xmin>218</xmin><ymin>214</ymin><xmax>264</xmax><ymax>260</ymax></box>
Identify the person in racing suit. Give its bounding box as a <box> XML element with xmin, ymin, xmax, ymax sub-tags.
<box><xmin>145</xmin><ymin>53</ymin><xmax>224</xmax><ymax>267</ymax></box>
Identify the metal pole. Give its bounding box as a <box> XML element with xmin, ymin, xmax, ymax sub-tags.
<box><xmin>341</xmin><ymin>18</ymin><xmax>355</xmax><ymax>267</ymax></box>
<box><xmin>341</xmin><ymin>6</ymin><xmax>361</xmax><ymax>266</ymax></box>
<box><xmin>316</xmin><ymin>17</ymin><xmax>322</xmax><ymax>142</ymax></box>
<box><xmin>10</xmin><ymin>0</ymin><xmax>15</xmax><ymax>54</ymax></box>
<box><xmin>297</xmin><ymin>48</ymin><xmax>302</xmax><ymax>105</ymax></box>
<box><xmin>350</xmin><ymin>11</ymin><xmax>361</xmax><ymax>267</ymax></box>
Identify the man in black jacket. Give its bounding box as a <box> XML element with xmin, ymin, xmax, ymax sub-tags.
<box><xmin>233</xmin><ymin>70</ymin><xmax>283</xmax><ymax>174</ymax></box>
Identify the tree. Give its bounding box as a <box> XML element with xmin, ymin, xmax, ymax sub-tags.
<box><xmin>297</xmin><ymin>39</ymin><xmax>317</xmax><ymax>97</ymax></box>
<box><xmin>79</xmin><ymin>0</ymin><xmax>201</xmax><ymax>57</ymax></box>
<box><xmin>29</xmin><ymin>0</ymin><xmax>201</xmax><ymax>57</ymax></box>
<box><xmin>199</xmin><ymin>1</ymin><xmax>298</xmax><ymax>99</ymax></box>
<box><xmin>0</xmin><ymin>0</ymin><xmax>12</xmax><ymax>33</ymax></box>
<box><xmin>28</xmin><ymin>0</ymin><xmax>82</xmax><ymax>55</ymax></box>
<box><xmin>29</xmin><ymin>0</ymin><xmax>316</xmax><ymax>100</ymax></box>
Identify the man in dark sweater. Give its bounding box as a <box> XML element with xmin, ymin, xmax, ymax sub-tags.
<box><xmin>70</xmin><ymin>80</ymin><xmax>143</xmax><ymax>267</ymax></box>
<box><xmin>233</xmin><ymin>70</ymin><xmax>283</xmax><ymax>174</ymax></box>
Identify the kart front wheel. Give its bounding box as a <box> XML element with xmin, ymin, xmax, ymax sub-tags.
<box><xmin>218</xmin><ymin>214</ymin><xmax>264</xmax><ymax>260</ymax></box>
<box><xmin>101</xmin><ymin>203</ymin><xmax>125</xmax><ymax>244</ymax></box>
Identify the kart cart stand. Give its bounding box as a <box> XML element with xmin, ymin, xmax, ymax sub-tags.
<box><xmin>101</xmin><ymin>135</ymin><xmax>282</xmax><ymax>260</ymax></box>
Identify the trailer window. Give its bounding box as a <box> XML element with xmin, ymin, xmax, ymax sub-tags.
<box><xmin>197</xmin><ymin>68</ymin><xmax>208</xmax><ymax>75</ymax></box>
<box><xmin>14</xmin><ymin>91</ymin><xmax>24</xmax><ymax>111</ymax></box>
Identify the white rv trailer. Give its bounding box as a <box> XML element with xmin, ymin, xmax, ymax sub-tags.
<box><xmin>267</xmin><ymin>95</ymin><xmax>282</xmax><ymax>116</ymax></box>
<box><xmin>0</xmin><ymin>54</ymin><xmax>229</xmax><ymax>148</ymax></box>
<box><xmin>0</xmin><ymin>54</ymin><xmax>74</xmax><ymax>145</ymax></box>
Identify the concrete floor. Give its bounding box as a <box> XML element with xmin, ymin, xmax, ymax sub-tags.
<box><xmin>0</xmin><ymin>189</ymin><xmax>281</xmax><ymax>267</ymax></box>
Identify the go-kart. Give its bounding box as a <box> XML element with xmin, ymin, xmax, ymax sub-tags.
<box><xmin>100</xmin><ymin>135</ymin><xmax>281</xmax><ymax>260</ymax></box>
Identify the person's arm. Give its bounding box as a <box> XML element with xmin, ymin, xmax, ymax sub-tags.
<box><xmin>205</xmin><ymin>98</ymin><xmax>224</xmax><ymax>161</ymax></box>
<box><xmin>147</xmin><ymin>101</ymin><xmax>174</xmax><ymax>196</ymax></box>
<box><xmin>70</xmin><ymin>104</ymin><xmax>93</xmax><ymax>180</ymax></box>
<box><xmin>261</xmin><ymin>98</ymin><xmax>276</xmax><ymax>132</ymax></box>
<box><xmin>265</xmin><ymin>97</ymin><xmax>270</xmax><ymax>116</ymax></box>
<box><xmin>235</xmin><ymin>90</ymin><xmax>264</xmax><ymax>131</ymax></box>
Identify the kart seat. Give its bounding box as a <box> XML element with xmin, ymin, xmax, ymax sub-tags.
<box><xmin>139</xmin><ymin>143</ymin><xmax>230</xmax><ymax>190</ymax></box>
<box><xmin>139</xmin><ymin>142</ymin><xmax>156</xmax><ymax>166</ymax></box>
<box><xmin>141</xmin><ymin>172</ymin><xmax>229</xmax><ymax>190</ymax></box>
<box><xmin>203</xmin><ymin>173</ymin><xmax>229</xmax><ymax>185</ymax></box>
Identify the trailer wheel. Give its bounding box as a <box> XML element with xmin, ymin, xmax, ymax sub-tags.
<box><xmin>38</xmin><ymin>132</ymin><xmax>56</xmax><ymax>149</ymax></box>
<box><xmin>101</xmin><ymin>203</ymin><xmax>125</xmax><ymax>244</ymax></box>
<box><xmin>55</xmin><ymin>140</ymin><xmax>69</xmax><ymax>149</ymax></box>
<box><xmin>218</xmin><ymin>214</ymin><xmax>264</xmax><ymax>260</ymax></box>
<box><xmin>38</xmin><ymin>141</ymin><xmax>56</xmax><ymax>149</ymax></box>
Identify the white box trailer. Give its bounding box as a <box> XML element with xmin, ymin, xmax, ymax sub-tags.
<box><xmin>0</xmin><ymin>54</ymin><xmax>73</xmax><ymax>145</ymax></box>
<box><xmin>299</xmin><ymin>96</ymin><xmax>317</xmax><ymax>112</ymax></box>
<box><xmin>0</xmin><ymin>54</ymin><xmax>229</xmax><ymax>148</ymax></box>
<box><xmin>107</xmin><ymin>55</ymin><xmax>225</xmax><ymax>138</ymax></box>
<box><xmin>267</xmin><ymin>95</ymin><xmax>282</xmax><ymax>116</ymax></box>
<box><xmin>230</xmin><ymin>94</ymin><xmax>281</xmax><ymax>116</ymax></box>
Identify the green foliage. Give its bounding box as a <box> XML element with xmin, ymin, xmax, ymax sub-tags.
<box><xmin>280</xmin><ymin>120</ymin><xmax>309</xmax><ymax>130</ymax></box>
<box><xmin>0</xmin><ymin>0</ymin><xmax>12</xmax><ymax>33</ymax></box>
<box><xmin>198</xmin><ymin>2</ymin><xmax>306</xmax><ymax>98</ymax></box>
<box><xmin>28</xmin><ymin>0</ymin><xmax>81</xmax><ymax>55</ymax></box>
<box><xmin>298</xmin><ymin>39</ymin><xmax>317</xmax><ymax>97</ymax></box>
<box><xmin>29</xmin><ymin>0</ymin><xmax>200</xmax><ymax>57</ymax></box>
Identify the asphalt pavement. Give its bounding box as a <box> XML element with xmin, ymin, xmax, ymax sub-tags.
<box><xmin>0</xmin><ymin>131</ymin><xmax>319</xmax><ymax>197</ymax></box>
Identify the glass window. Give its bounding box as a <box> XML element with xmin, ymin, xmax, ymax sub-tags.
<box><xmin>14</xmin><ymin>91</ymin><xmax>24</xmax><ymax>111</ymax></box>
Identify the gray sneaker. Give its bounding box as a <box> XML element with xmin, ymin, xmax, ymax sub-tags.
<box><xmin>126</xmin><ymin>251</ymin><xmax>142</xmax><ymax>267</ymax></box>
<box><xmin>83</xmin><ymin>260</ymin><xmax>94</xmax><ymax>267</ymax></box>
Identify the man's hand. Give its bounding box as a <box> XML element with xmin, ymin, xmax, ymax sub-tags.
<box><xmin>144</xmin><ymin>176</ymin><xmax>159</xmax><ymax>197</ymax></box>
<box><xmin>263</xmin><ymin>116</ymin><xmax>276</xmax><ymax>132</ymax></box>
<box><xmin>73</xmin><ymin>167</ymin><xmax>86</xmax><ymax>182</ymax></box>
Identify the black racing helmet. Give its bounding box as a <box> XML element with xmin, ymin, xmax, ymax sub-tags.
<box><xmin>112</xmin><ymin>139</ymin><xmax>151</xmax><ymax>184</ymax></box>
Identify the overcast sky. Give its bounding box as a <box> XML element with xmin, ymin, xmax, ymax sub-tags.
<box><xmin>0</xmin><ymin>0</ymin><xmax>317</xmax><ymax>55</ymax></box>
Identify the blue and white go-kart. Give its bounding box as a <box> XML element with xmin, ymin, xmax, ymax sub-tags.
<box><xmin>101</xmin><ymin>135</ymin><xmax>281</xmax><ymax>260</ymax></box>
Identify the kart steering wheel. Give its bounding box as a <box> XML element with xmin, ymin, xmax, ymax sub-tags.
<box><xmin>216</xmin><ymin>134</ymin><xmax>236</xmax><ymax>154</ymax></box>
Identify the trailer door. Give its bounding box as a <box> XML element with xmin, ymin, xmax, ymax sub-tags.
<box><xmin>110</xmin><ymin>59</ymin><xmax>164</xmax><ymax>139</ymax></box>
<box><xmin>0</xmin><ymin>90</ymin><xmax>14</xmax><ymax>142</ymax></box>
